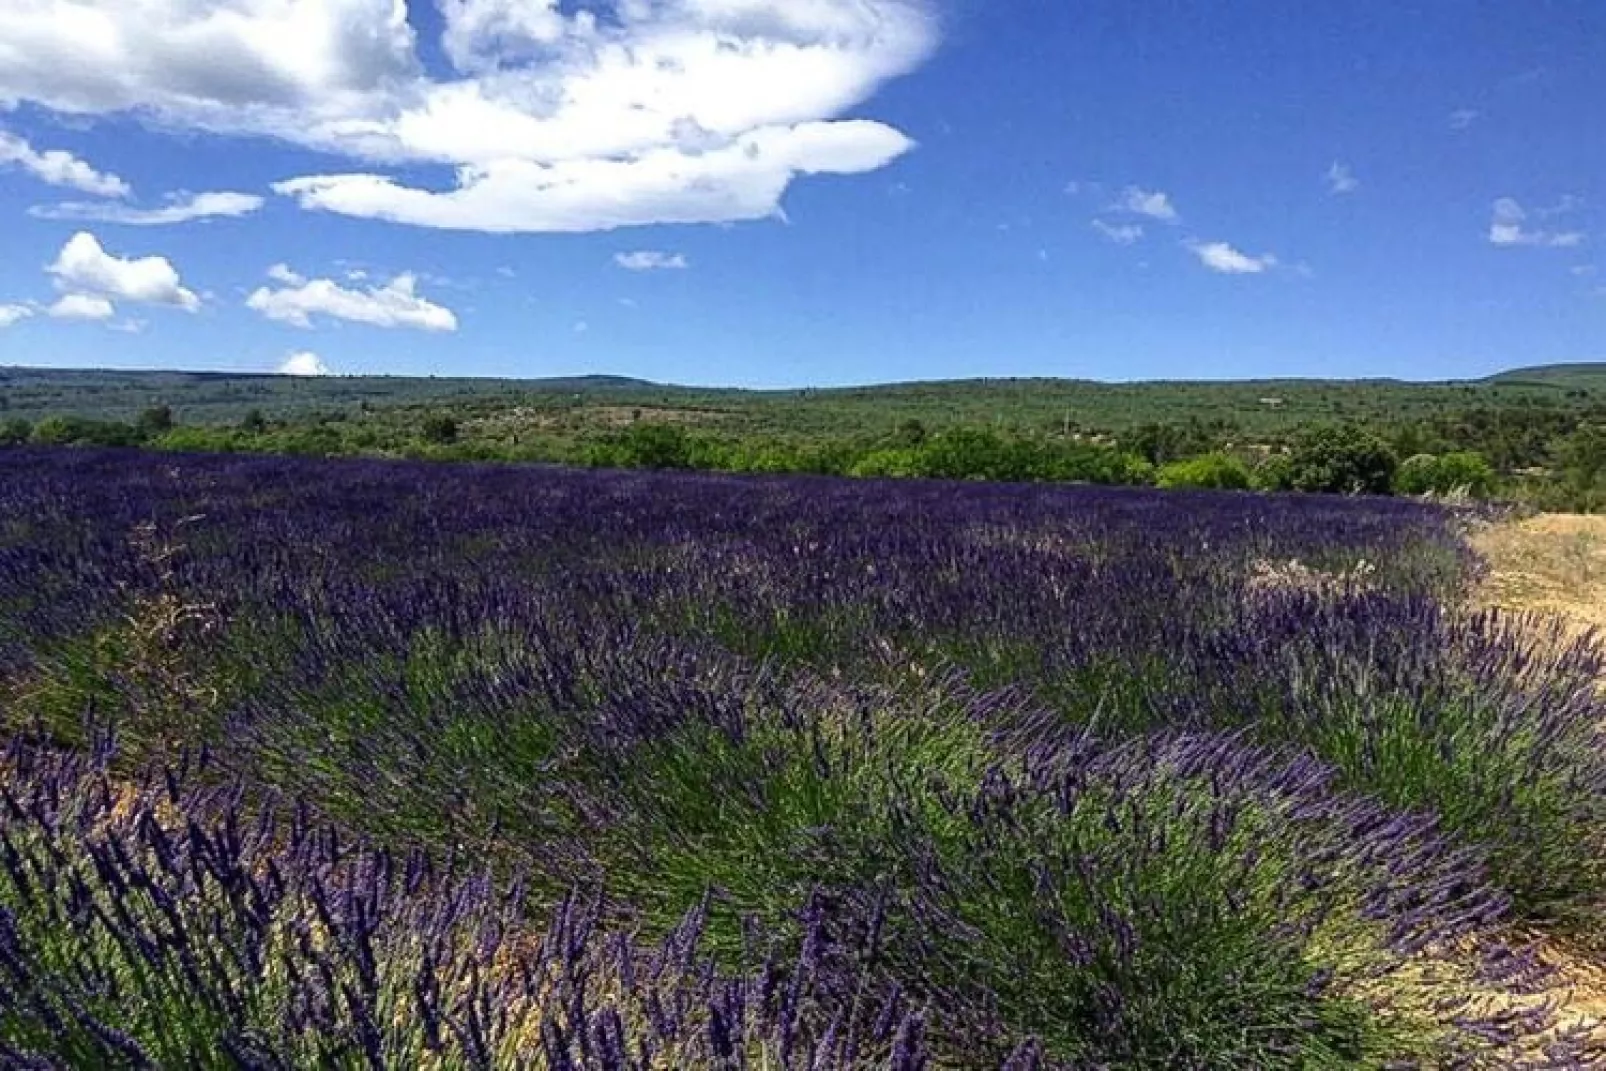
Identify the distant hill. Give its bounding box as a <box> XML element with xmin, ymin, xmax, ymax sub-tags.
<box><xmin>1485</xmin><ymin>363</ymin><xmax>1606</xmax><ymax>391</ymax></box>
<box><xmin>0</xmin><ymin>367</ymin><xmax>672</xmax><ymax>423</ymax></box>
<box><xmin>1</xmin><ymin>362</ymin><xmax>1600</xmax><ymax>436</ymax></box>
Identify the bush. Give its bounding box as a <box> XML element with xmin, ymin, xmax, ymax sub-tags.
<box><xmin>1156</xmin><ymin>452</ymin><xmax>1252</xmax><ymax>491</ymax></box>
<box><xmin>29</xmin><ymin>415</ymin><xmax>141</xmax><ymax>448</ymax></box>
<box><xmin>1253</xmin><ymin>452</ymin><xmax>1295</xmax><ymax>492</ymax></box>
<box><xmin>1397</xmin><ymin>452</ymin><xmax>1496</xmax><ymax>498</ymax></box>
<box><xmin>1287</xmin><ymin>425</ymin><xmax>1398</xmax><ymax>495</ymax></box>
<box><xmin>420</xmin><ymin>413</ymin><xmax>459</xmax><ymax>444</ymax></box>
<box><xmin>850</xmin><ymin>447</ymin><xmax>923</xmax><ymax>479</ymax></box>
<box><xmin>0</xmin><ymin>418</ymin><xmax>31</xmax><ymax>446</ymax></box>
<box><xmin>592</xmin><ymin>423</ymin><xmax>694</xmax><ymax>469</ymax></box>
<box><xmin>137</xmin><ymin>405</ymin><xmax>175</xmax><ymax>436</ymax></box>
<box><xmin>914</xmin><ymin>427</ymin><xmax>1017</xmax><ymax>481</ymax></box>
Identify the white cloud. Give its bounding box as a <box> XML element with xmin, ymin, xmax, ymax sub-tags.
<box><xmin>275</xmin><ymin>118</ymin><xmax>915</xmax><ymax>233</ymax></box>
<box><xmin>1115</xmin><ymin>186</ymin><xmax>1179</xmax><ymax>222</ymax></box>
<box><xmin>573</xmin><ymin>320</ymin><xmax>589</xmax><ymax>334</ymax></box>
<box><xmin>1449</xmin><ymin>109</ymin><xmax>1480</xmax><ymax>131</ymax></box>
<box><xmin>0</xmin><ymin>304</ymin><xmax>32</xmax><ymax>328</ymax></box>
<box><xmin>1325</xmin><ymin>161</ymin><xmax>1358</xmax><ymax>195</ymax></box>
<box><xmin>1188</xmin><ymin>240</ymin><xmax>1278</xmax><ymax>275</ymax></box>
<box><xmin>1572</xmin><ymin>265</ymin><xmax>1598</xmax><ymax>277</ymax></box>
<box><xmin>0</xmin><ymin>129</ymin><xmax>129</xmax><ymax>197</ymax></box>
<box><xmin>0</xmin><ymin>0</ymin><xmax>936</xmax><ymax>234</ymax></box>
<box><xmin>47</xmin><ymin>293</ymin><xmax>117</xmax><ymax>321</ymax></box>
<box><xmin>31</xmin><ymin>190</ymin><xmax>264</xmax><ymax>225</ymax></box>
<box><xmin>246</xmin><ymin>268</ymin><xmax>458</xmax><ymax>331</ymax></box>
<box><xmin>278</xmin><ymin>351</ymin><xmax>333</xmax><ymax>376</ymax></box>
<box><xmin>615</xmin><ymin>250</ymin><xmax>689</xmax><ymax>271</ymax></box>
<box><xmin>1091</xmin><ymin>219</ymin><xmax>1144</xmax><ymax>245</ymax></box>
<box><xmin>1488</xmin><ymin>198</ymin><xmax>1584</xmax><ymax>248</ymax></box>
<box><xmin>47</xmin><ymin>232</ymin><xmax>199</xmax><ymax>310</ymax></box>
<box><xmin>0</xmin><ymin>0</ymin><xmax>418</xmax><ymax>118</ymax></box>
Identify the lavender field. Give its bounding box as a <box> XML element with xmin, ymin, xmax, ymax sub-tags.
<box><xmin>2</xmin><ymin>447</ymin><xmax>1604</xmax><ymax>1068</ymax></box>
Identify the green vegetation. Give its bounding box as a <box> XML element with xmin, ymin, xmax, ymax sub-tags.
<box><xmin>5</xmin><ymin>362</ymin><xmax>1606</xmax><ymax>507</ymax></box>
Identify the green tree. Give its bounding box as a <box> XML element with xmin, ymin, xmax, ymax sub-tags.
<box><xmin>1396</xmin><ymin>454</ymin><xmax>1440</xmax><ymax>496</ymax></box>
<box><xmin>240</xmin><ymin>409</ymin><xmax>268</xmax><ymax>434</ymax></box>
<box><xmin>890</xmin><ymin>418</ymin><xmax>929</xmax><ymax>448</ymax></box>
<box><xmin>850</xmin><ymin>448</ymin><xmax>923</xmax><ymax>479</ymax></box>
<box><xmin>1557</xmin><ymin>425</ymin><xmax>1606</xmax><ymax>491</ymax></box>
<box><xmin>0</xmin><ymin>418</ymin><xmax>32</xmax><ymax>446</ymax></box>
<box><xmin>137</xmin><ymin>405</ymin><xmax>175</xmax><ymax>436</ymax></box>
<box><xmin>603</xmin><ymin>423</ymin><xmax>693</xmax><ymax>469</ymax></box>
<box><xmin>30</xmin><ymin>416</ymin><xmax>140</xmax><ymax>448</ymax></box>
<box><xmin>1286</xmin><ymin>425</ymin><xmax>1398</xmax><ymax>495</ymax></box>
<box><xmin>1156</xmin><ymin>453</ymin><xmax>1252</xmax><ymax>491</ymax></box>
<box><xmin>915</xmin><ymin>428</ymin><xmax>1016</xmax><ymax>481</ymax></box>
<box><xmin>421</xmin><ymin>414</ymin><xmax>460</xmax><ymax>444</ymax></box>
<box><xmin>1397</xmin><ymin>452</ymin><xmax>1496</xmax><ymax>498</ymax></box>
<box><xmin>1253</xmin><ymin>453</ymin><xmax>1295</xmax><ymax>492</ymax></box>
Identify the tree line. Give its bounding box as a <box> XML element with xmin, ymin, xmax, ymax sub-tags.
<box><xmin>5</xmin><ymin>401</ymin><xmax>1605</xmax><ymax>509</ymax></box>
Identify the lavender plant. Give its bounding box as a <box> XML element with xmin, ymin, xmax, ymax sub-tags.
<box><xmin>1</xmin><ymin>447</ymin><xmax>1602</xmax><ymax>1066</ymax></box>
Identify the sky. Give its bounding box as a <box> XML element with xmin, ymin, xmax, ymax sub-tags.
<box><xmin>0</xmin><ymin>1</ymin><xmax>1602</xmax><ymax>388</ymax></box>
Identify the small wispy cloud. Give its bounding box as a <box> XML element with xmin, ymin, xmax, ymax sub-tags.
<box><xmin>0</xmin><ymin>304</ymin><xmax>33</xmax><ymax>328</ymax></box>
<box><xmin>1488</xmin><ymin>198</ymin><xmax>1584</xmax><ymax>248</ymax></box>
<box><xmin>0</xmin><ymin>130</ymin><xmax>130</xmax><ymax>197</ymax></box>
<box><xmin>1116</xmin><ymin>186</ymin><xmax>1179</xmax><ymax>222</ymax></box>
<box><xmin>30</xmin><ymin>191</ymin><xmax>264</xmax><ymax>226</ymax></box>
<box><xmin>1325</xmin><ymin>161</ymin><xmax>1359</xmax><ymax>196</ymax></box>
<box><xmin>1187</xmin><ymin>240</ymin><xmax>1278</xmax><ymax>275</ymax></box>
<box><xmin>614</xmin><ymin>250</ymin><xmax>689</xmax><ymax>272</ymax></box>
<box><xmin>1537</xmin><ymin>195</ymin><xmax>1584</xmax><ymax>218</ymax></box>
<box><xmin>1449</xmin><ymin>109</ymin><xmax>1480</xmax><ymax>131</ymax></box>
<box><xmin>1091</xmin><ymin>219</ymin><xmax>1144</xmax><ymax>245</ymax></box>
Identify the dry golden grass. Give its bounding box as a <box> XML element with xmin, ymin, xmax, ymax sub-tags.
<box><xmin>1473</xmin><ymin>513</ymin><xmax>1606</xmax><ymax>629</ymax></box>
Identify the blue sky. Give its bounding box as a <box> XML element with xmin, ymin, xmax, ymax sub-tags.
<box><xmin>0</xmin><ymin>0</ymin><xmax>1601</xmax><ymax>387</ymax></box>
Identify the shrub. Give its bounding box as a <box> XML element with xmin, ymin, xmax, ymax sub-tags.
<box><xmin>28</xmin><ymin>415</ymin><xmax>141</xmax><ymax>448</ymax></box>
<box><xmin>1287</xmin><ymin>424</ymin><xmax>1398</xmax><ymax>495</ymax></box>
<box><xmin>420</xmin><ymin>413</ymin><xmax>459</xmax><ymax>444</ymax></box>
<box><xmin>850</xmin><ymin>447</ymin><xmax>923</xmax><ymax>479</ymax></box>
<box><xmin>0</xmin><ymin>418</ymin><xmax>31</xmax><ymax>446</ymax></box>
<box><xmin>1156</xmin><ymin>452</ymin><xmax>1252</xmax><ymax>491</ymax></box>
<box><xmin>1253</xmin><ymin>452</ymin><xmax>1295</xmax><ymax>491</ymax></box>
<box><xmin>136</xmin><ymin>405</ymin><xmax>175</xmax><ymax>436</ymax></box>
<box><xmin>1398</xmin><ymin>452</ymin><xmax>1496</xmax><ymax>498</ymax></box>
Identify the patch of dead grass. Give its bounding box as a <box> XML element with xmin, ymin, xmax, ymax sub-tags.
<box><xmin>1473</xmin><ymin>514</ymin><xmax>1606</xmax><ymax>629</ymax></box>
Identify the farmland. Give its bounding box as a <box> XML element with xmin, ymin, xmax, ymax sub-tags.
<box><xmin>2</xmin><ymin>447</ymin><xmax>1605</xmax><ymax>1067</ymax></box>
